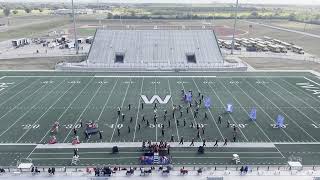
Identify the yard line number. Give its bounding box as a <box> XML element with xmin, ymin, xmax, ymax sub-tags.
<box><xmin>230</xmin><ymin>123</ymin><xmax>248</xmax><ymax>128</ymax></box>
<box><xmin>22</xmin><ymin>124</ymin><xmax>40</xmax><ymax>129</ymax></box>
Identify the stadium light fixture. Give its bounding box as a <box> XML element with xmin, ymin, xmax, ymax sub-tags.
<box><xmin>231</xmin><ymin>0</ymin><xmax>239</xmax><ymax>55</ymax></box>
<box><xmin>72</xmin><ymin>0</ymin><xmax>79</xmax><ymax>55</ymax></box>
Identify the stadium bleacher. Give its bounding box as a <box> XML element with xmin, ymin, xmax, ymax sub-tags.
<box><xmin>56</xmin><ymin>29</ymin><xmax>247</xmax><ymax>71</ymax></box>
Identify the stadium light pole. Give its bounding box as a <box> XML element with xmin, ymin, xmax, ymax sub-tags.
<box><xmin>231</xmin><ymin>0</ymin><xmax>239</xmax><ymax>55</ymax></box>
<box><xmin>72</xmin><ymin>0</ymin><xmax>79</xmax><ymax>55</ymax></box>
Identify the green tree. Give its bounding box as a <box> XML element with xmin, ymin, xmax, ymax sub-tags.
<box><xmin>107</xmin><ymin>12</ymin><xmax>113</xmax><ymax>19</ymax></box>
<box><xmin>12</xmin><ymin>10</ymin><xmax>18</xmax><ymax>15</ymax></box>
<box><xmin>24</xmin><ymin>8</ymin><xmax>32</xmax><ymax>13</ymax></box>
<box><xmin>130</xmin><ymin>11</ymin><xmax>136</xmax><ymax>17</ymax></box>
<box><xmin>251</xmin><ymin>11</ymin><xmax>259</xmax><ymax>17</ymax></box>
<box><xmin>289</xmin><ymin>13</ymin><xmax>297</xmax><ymax>21</ymax></box>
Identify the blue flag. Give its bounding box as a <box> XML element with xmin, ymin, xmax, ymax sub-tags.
<box><xmin>186</xmin><ymin>92</ymin><xmax>192</xmax><ymax>103</ymax></box>
<box><xmin>276</xmin><ymin>115</ymin><xmax>284</xmax><ymax>128</ymax></box>
<box><xmin>204</xmin><ymin>97</ymin><xmax>211</xmax><ymax>109</ymax></box>
<box><xmin>226</xmin><ymin>103</ymin><xmax>233</xmax><ymax>113</ymax></box>
<box><xmin>249</xmin><ymin>108</ymin><xmax>257</xmax><ymax>120</ymax></box>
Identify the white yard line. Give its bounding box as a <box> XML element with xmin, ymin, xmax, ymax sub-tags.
<box><xmin>244</xmin><ymin>79</ymin><xmax>317</xmax><ymax>142</ymax></box>
<box><xmin>26</xmin><ymin>146</ymin><xmax>37</xmax><ymax>159</ymax></box>
<box><xmin>204</xmin><ymin>77</ymin><xmax>249</xmax><ymax>142</ymax></box>
<box><xmin>0</xmin><ymin>77</ymin><xmax>30</xmax><ymax>97</ymax></box>
<box><xmin>0</xmin><ymin>78</ymin><xmax>39</xmax><ymax>108</ymax></box>
<box><xmin>218</xmin><ymin>78</ymin><xmax>271</xmax><ymax>142</ymax></box>
<box><xmin>270</xmin><ymin>78</ymin><xmax>320</xmax><ymax>116</ymax></box>
<box><xmin>0</xmin><ymin>76</ymin><xmax>5</xmax><ymax>80</ymax></box>
<box><xmin>85</xmin><ymin>78</ymin><xmax>119</xmax><ymax>143</ymax></box>
<box><xmin>96</xmin><ymin>78</ymin><xmax>119</xmax><ymax>122</ymax></box>
<box><xmin>304</xmin><ymin>77</ymin><xmax>320</xmax><ymax>86</ymax></box>
<box><xmin>63</xmin><ymin>83</ymin><xmax>104</xmax><ymax>143</ymax></box>
<box><xmin>179</xmin><ymin>77</ymin><xmax>203</xmax><ymax>142</ymax></box>
<box><xmin>167</xmin><ymin>79</ymin><xmax>180</xmax><ymax>141</ymax></box>
<box><xmin>0</xmin><ymin>79</ymin><xmax>63</xmax><ymax>138</ymax></box>
<box><xmin>132</xmin><ymin>77</ymin><xmax>144</xmax><ymax>142</ymax></box>
<box><xmin>109</xmin><ymin>78</ymin><xmax>131</xmax><ymax>142</ymax></box>
<box><xmin>39</xmin><ymin>77</ymin><xmax>95</xmax><ymax>143</ymax></box>
<box><xmin>274</xmin><ymin>145</ymin><xmax>285</xmax><ymax>158</ymax></box>
<box><xmin>262</xmin><ymin>78</ymin><xmax>319</xmax><ymax>125</ymax></box>
<box><xmin>234</xmin><ymin>78</ymin><xmax>294</xmax><ymax>142</ymax></box>
<box><xmin>281</xmin><ymin>78</ymin><xmax>320</xmax><ymax>104</ymax></box>
<box><xmin>16</xmin><ymin>80</ymin><xmax>75</xmax><ymax>143</ymax></box>
<box><xmin>191</xmin><ymin>77</ymin><xmax>224</xmax><ymax>140</ymax></box>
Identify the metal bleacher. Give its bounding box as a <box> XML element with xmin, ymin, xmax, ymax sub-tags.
<box><xmin>56</xmin><ymin>29</ymin><xmax>247</xmax><ymax>72</ymax></box>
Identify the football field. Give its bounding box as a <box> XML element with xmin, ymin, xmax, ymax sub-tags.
<box><xmin>0</xmin><ymin>71</ymin><xmax>319</xmax><ymax>167</ymax></box>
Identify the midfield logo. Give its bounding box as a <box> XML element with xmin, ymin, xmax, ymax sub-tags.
<box><xmin>141</xmin><ymin>95</ymin><xmax>171</xmax><ymax>104</ymax></box>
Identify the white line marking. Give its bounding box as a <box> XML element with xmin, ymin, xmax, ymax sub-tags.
<box><xmin>63</xmin><ymin>83</ymin><xmax>104</xmax><ymax>143</ymax></box>
<box><xmin>26</xmin><ymin>146</ymin><xmax>37</xmax><ymax>159</ymax></box>
<box><xmin>244</xmin><ymin>79</ymin><xmax>317</xmax><ymax>142</ymax></box>
<box><xmin>219</xmin><ymin>78</ymin><xmax>271</xmax><ymax>142</ymax></box>
<box><xmin>263</xmin><ymin>78</ymin><xmax>319</xmax><ymax>125</ymax></box>
<box><xmin>271</xmin><ymin>78</ymin><xmax>320</xmax><ymax>116</ymax></box>
<box><xmin>133</xmin><ymin>77</ymin><xmax>144</xmax><ymax>142</ymax></box>
<box><xmin>233</xmin><ymin>78</ymin><xmax>294</xmax><ymax>142</ymax></box>
<box><xmin>167</xmin><ymin>79</ymin><xmax>180</xmax><ymax>141</ymax></box>
<box><xmin>39</xmin><ymin>77</ymin><xmax>95</xmax><ymax>143</ymax></box>
<box><xmin>205</xmin><ymin>77</ymin><xmax>249</xmax><ymax>142</ymax></box>
<box><xmin>0</xmin><ymin>76</ymin><xmax>5</xmax><ymax>80</ymax></box>
<box><xmin>110</xmin><ymin>78</ymin><xmax>131</xmax><ymax>142</ymax></box>
<box><xmin>17</xmin><ymin>80</ymin><xmax>75</xmax><ymax>143</ymax></box>
<box><xmin>282</xmin><ymin>78</ymin><xmax>320</xmax><ymax>104</ymax></box>
<box><xmin>179</xmin><ymin>76</ymin><xmax>203</xmax><ymax>141</ymax></box>
<box><xmin>86</xmin><ymin>78</ymin><xmax>119</xmax><ymax>143</ymax></box>
<box><xmin>274</xmin><ymin>145</ymin><xmax>285</xmax><ymax>158</ymax></box>
<box><xmin>0</xmin><ymin>78</ymin><xmax>38</xmax><ymax>108</ymax></box>
<box><xmin>0</xmin><ymin>79</ymin><xmax>60</xmax><ymax>138</ymax></box>
<box><xmin>192</xmin><ymin>77</ymin><xmax>224</xmax><ymax>140</ymax></box>
<box><xmin>304</xmin><ymin>77</ymin><xmax>320</xmax><ymax>86</ymax></box>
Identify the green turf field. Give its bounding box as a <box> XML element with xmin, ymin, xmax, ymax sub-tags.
<box><xmin>0</xmin><ymin>71</ymin><xmax>319</xmax><ymax>167</ymax></box>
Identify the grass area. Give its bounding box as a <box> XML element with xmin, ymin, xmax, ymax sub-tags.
<box><xmin>0</xmin><ymin>18</ymin><xmax>69</xmax><ymax>41</ymax></box>
<box><xmin>0</xmin><ymin>72</ymin><xmax>318</xmax><ymax>166</ymax></box>
<box><xmin>78</xmin><ymin>28</ymin><xmax>96</xmax><ymax>37</ymax></box>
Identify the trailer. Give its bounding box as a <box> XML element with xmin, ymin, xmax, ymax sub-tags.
<box><xmin>256</xmin><ymin>43</ymin><xmax>269</xmax><ymax>52</ymax></box>
<box><xmin>292</xmin><ymin>45</ymin><xmax>304</xmax><ymax>54</ymax></box>
<box><xmin>267</xmin><ymin>44</ymin><xmax>281</xmax><ymax>53</ymax></box>
<box><xmin>77</xmin><ymin>38</ymin><xmax>85</xmax><ymax>44</ymax></box>
<box><xmin>86</xmin><ymin>36</ymin><xmax>94</xmax><ymax>44</ymax></box>
<box><xmin>12</xmin><ymin>38</ymin><xmax>29</xmax><ymax>48</ymax></box>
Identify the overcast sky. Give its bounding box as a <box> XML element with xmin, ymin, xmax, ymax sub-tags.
<box><xmin>1</xmin><ymin>0</ymin><xmax>320</xmax><ymax>5</ymax></box>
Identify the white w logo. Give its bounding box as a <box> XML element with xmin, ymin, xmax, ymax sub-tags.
<box><xmin>141</xmin><ymin>95</ymin><xmax>171</xmax><ymax>104</ymax></box>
